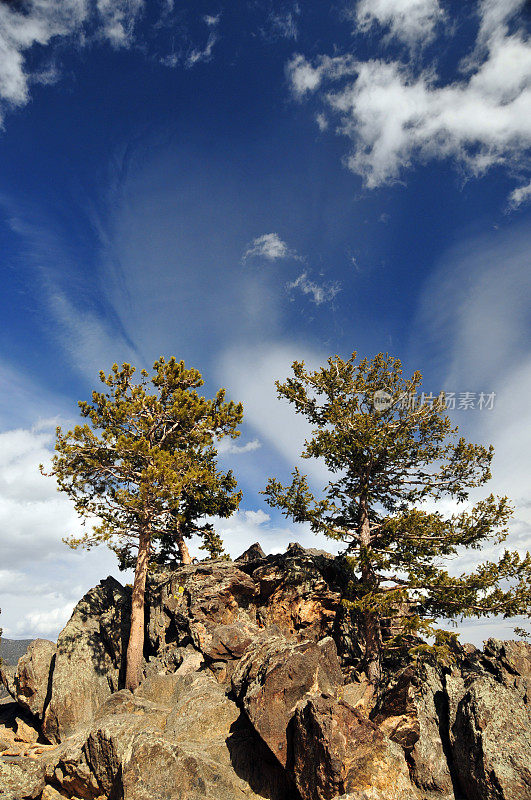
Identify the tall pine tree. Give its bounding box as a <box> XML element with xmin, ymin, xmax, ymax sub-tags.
<box><xmin>264</xmin><ymin>352</ymin><xmax>531</xmax><ymax>684</ymax></box>
<box><xmin>45</xmin><ymin>357</ymin><xmax>243</xmax><ymax>689</ymax></box>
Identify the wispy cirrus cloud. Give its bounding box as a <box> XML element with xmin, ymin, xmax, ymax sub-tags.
<box><xmin>286</xmin><ymin>0</ymin><xmax>531</xmax><ymax>193</ymax></box>
<box><xmin>185</xmin><ymin>13</ymin><xmax>221</xmax><ymax>68</ymax></box>
<box><xmin>287</xmin><ymin>271</ymin><xmax>341</xmax><ymax>305</ymax></box>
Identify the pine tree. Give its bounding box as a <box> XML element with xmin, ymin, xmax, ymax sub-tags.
<box><xmin>263</xmin><ymin>352</ymin><xmax>531</xmax><ymax>684</ymax></box>
<box><xmin>44</xmin><ymin>357</ymin><xmax>243</xmax><ymax>689</ymax></box>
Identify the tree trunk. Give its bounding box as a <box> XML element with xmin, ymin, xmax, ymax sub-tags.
<box><xmin>125</xmin><ymin>527</ymin><xmax>151</xmax><ymax>691</ymax></box>
<box><xmin>359</xmin><ymin>499</ymin><xmax>382</xmax><ymax>685</ymax></box>
<box><xmin>177</xmin><ymin>526</ymin><xmax>192</xmax><ymax>564</ymax></box>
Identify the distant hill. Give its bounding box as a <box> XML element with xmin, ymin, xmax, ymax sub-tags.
<box><xmin>0</xmin><ymin>637</ymin><xmax>34</xmax><ymax>666</ymax></box>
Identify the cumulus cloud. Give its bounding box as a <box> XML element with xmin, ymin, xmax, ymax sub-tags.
<box><xmin>243</xmin><ymin>232</ymin><xmax>300</xmax><ymax>261</ymax></box>
<box><xmin>0</xmin><ymin>0</ymin><xmax>221</xmax><ymax>127</ymax></box>
<box><xmin>353</xmin><ymin>0</ymin><xmax>445</xmax><ymax>49</ymax></box>
<box><xmin>287</xmin><ymin>0</ymin><xmax>531</xmax><ymax>189</ymax></box>
<box><xmin>0</xmin><ymin>419</ymin><xmax>126</xmax><ymax>638</ymax></box>
<box><xmin>287</xmin><ymin>271</ymin><xmax>341</xmax><ymax>305</ymax></box>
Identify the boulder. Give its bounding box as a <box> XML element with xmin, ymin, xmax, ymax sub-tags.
<box><xmin>290</xmin><ymin>694</ymin><xmax>421</xmax><ymax>800</ymax></box>
<box><xmin>451</xmin><ymin>675</ymin><xmax>531</xmax><ymax>800</ymax></box>
<box><xmin>43</xmin><ymin>671</ymin><xmax>293</xmax><ymax>800</ymax></box>
<box><xmin>0</xmin><ymin>755</ymin><xmax>46</xmax><ymax>799</ymax></box>
<box><xmin>146</xmin><ymin>561</ymin><xmax>258</xmax><ymax>658</ymax></box>
<box><xmin>232</xmin><ymin>632</ymin><xmax>343</xmax><ymax>766</ymax></box>
<box><xmin>43</xmin><ymin>576</ymin><xmax>131</xmax><ymax>743</ymax></box>
<box><xmin>13</xmin><ymin>639</ymin><xmax>56</xmax><ymax>719</ymax></box>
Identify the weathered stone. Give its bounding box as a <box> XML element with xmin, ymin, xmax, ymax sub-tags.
<box><xmin>0</xmin><ymin>755</ymin><xmax>46</xmax><ymax>799</ymax></box>
<box><xmin>232</xmin><ymin>632</ymin><xmax>343</xmax><ymax>766</ymax></box>
<box><xmin>202</xmin><ymin>621</ymin><xmax>257</xmax><ymax>663</ymax></box>
<box><xmin>245</xmin><ymin>547</ymin><xmax>341</xmax><ymax>642</ymax></box>
<box><xmin>43</xmin><ymin>576</ymin><xmax>131</xmax><ymax>743</ymax></box>
<box><xmin>0</xmin><ymin>663</ymin><xmax>17</xmax><ymax>699</ymax></box>
<box><xmin>483</xmin><ymin>638</ymin><xmax>531</xmax><ymax>703</ymax></box>
<box><xmin>13</xmin><ymin>639</ymin><xmax>56</xmax><ymax>720</ymax></box>
<box><xmin>146</xmin><ymin>561</ymin><xmax>258</xmax><ymax>657</ymax></box>
<box><xmin>451</xmin><ymin>675</ymin><xmax>531</xmax><ymax>800</ymax></box>
<box><xmin>340</xmin><ymin>677</ymin><xmax>375</xmax><ymax>715</ymax></box>
<box><xmin>373</xmin><ymin>664</ymin><xmax>455</xmax><ymax>800</ymax></box>
<box><xmin>15</xmin><ymin>716</ymin><xmax>40</xmax><ymax>743</ymax></box>
<box><xmin>290</xmin><ymin>694</ymin><xmax>421</xmax><ymax>800</ymax></box>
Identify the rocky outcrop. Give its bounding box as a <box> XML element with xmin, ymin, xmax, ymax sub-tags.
<box><xmin>452</xmin><ymin>675</ymin><xmax>531</xmax><ymax>800</ymax></box>
<box><xmin>40</xmin><ymin>671</ymin><xmax>293</xmax><ymax>800</ymax></box>
<box><xmin>1</xmin><ymin>545</ymin><xmax>530</xmax><ymax>800</ymax></box>
<box><xmin>290</xmin><ymin>694</ymin><xmax>421</xmax><ymax>800</ymax></box>
<box><xmin>10</xmin><ymin>640</ymin><xmax>56</xmax><ymax>720</ymax></box>
<box><xmin>232</xmin><ymin>632</ymin><xmax>343</xmax><ymax>766</ymax></box>
<box><xmin>42</xmin><ymin>576</ymin><xmax>131</xmax><ymax>743</ymax></box>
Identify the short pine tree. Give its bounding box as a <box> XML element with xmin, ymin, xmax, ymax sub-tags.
<box><xmin>44</xmin><ymin>357</ymin><xmax>243</xmax><ymax>689</ymax></box>
<box><xmin>263</xmin><ymin>352</ymin><xmax>531</xmax><ymax>684</ymax></box>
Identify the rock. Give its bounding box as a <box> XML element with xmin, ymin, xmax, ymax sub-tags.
<box><xmin>483</xmin><ymin>638</ymin><xmax>531</xmax><ymax>702</ymax></box>
<box><xmin>15</xmin><ymin>716</ymin><xmax>40</xmax><ymax>743</ymax></box>
<box><xmin>373</xmin><ymin>664</ymin><xmax>455</xmax><ymax>800</ymax></box>
<box><xmin>243</xmin><ymin>548</ymin><xmax>341</xmax><ymax>642</ymax></box>
<box><xmin>451</xmin><ymin>675</ymin><xmax>531</xmax><ymax>800</ymax></box>
<box><xmin>232</xmin><ymin>632</ymin><xmax>343</xmax><ymax>766</ymax></box>
<box><xmin>235</xmin><ymin>542</ymin><xmax>266</xmax><ymax>563</ymax></box>
<box><xmin>40</xmin><ymin>786</ymin><xmax>70</xmax><ymax>800</ymax></box>
<box><xmin>290</xmin><ymin>694</ymin><xmax>421</xmax><ymax>800</ymax></box>
<box><xmin>202</xmin><ymin>621</ymin><xmax>257</xmax><ymax>662</ymax></box>
<box><xmin>341</xmin><ymin>677</ymin><xmax>375</xmax><ymax>715</ymax></box>
<box><xmin>146</xmin><ymin>561</ymin><xmax>258</xmax><ymax>658</ymax></box>
<box><xmin>45</xmin><ymin>671</ymin><xmax>293</xmax><ymax>800</ymax></box>
<box><xmin>0</xmin><ymin>755</ymin><xmax>46</xmax><ymax>799</ymax></box>
<box><xmin>0</xmin><ymin>663</ymin><xmax>17</xmax><ymax>699</ymax></box>
<box><xmin>13</xmin><ymin>639</ymin><xmax>56</xmax><ymax>719</ymax></box>
<box><xmin>43</xmin><ymin>576</ymin><xmax>131</xmax><ymax>743</ymax></box>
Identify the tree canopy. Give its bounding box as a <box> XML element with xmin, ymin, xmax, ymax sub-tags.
<box><xmin>264</xmin><ymin>352</ymin><xmax>531</xmax><ymax>683</ymax></box>
<box><xmin>45</xmin><ymin>357</ymin><xmax>243</xmax><ymax>688</ymax></box>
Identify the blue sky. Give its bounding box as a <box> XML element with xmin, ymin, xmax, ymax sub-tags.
<box><xmin>0</xmin><ymin>0</ymin><xmax>529</xmax><ymax>643</ymax></box>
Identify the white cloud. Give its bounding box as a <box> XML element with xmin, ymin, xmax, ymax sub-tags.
<box><xmin>354</xmin><ymin>0</ymin><xmax>444</xmax><ymax>49</ymax></box>
<box><xmin>96</xmin><ymin>0</ymin><xmax>145</xmax><ymax>47</ymax></box>
<box><xmin>287</xmin><ymin>1</ymin><xmax>531</xmax><ymax>189</ymax></box>
<box><xmin>507</xmin><ymin>179</ymin><xmax>531</xmax><ymax>209</ymax></box>
<box><xmin>14</xmin><ymin>604</ymin><xmax>75</xmax><ymax>637</ymax></box>
<box><xmin>0</xmin><ymin>0</ymin><xmax>87</xmax><ymax>112</ymax></box>
<box><xmin>287</xmin><ymin>271</ymin><xmax>341</xmax><ymax>305</ymax></box>
<box><xmin>186</xmin><ymin>14</ymin><xmax>220</xmax><ymax>68</ymax></box>
<box><xmin>0</xmin><ymin>419</ymin><xmax>127</xmax><ymax>639</ymax></box>
<box><xmin>243</xmin><ymin>232</ymin><xmax>299</xmax><ymax>261</ymax></box>
<box><xmin>217</xmin><ymin>341</ymin><xmax>333</xmax><ymax>489</ymax></box>
<box><xmin>244</xmin><ymin>509</ymin><xmax>270</xmax><ymax>525</ymax></box>
<box><xmin>315</xmin><ymin>112</ymin><xmax>328</xmax><ymax>131</ymax></box>
<box><xmin>217</xmin><ymin>437</ymin><xmax>262</xmax><ymax>455</ymax></box>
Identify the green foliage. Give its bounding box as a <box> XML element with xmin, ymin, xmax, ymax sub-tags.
<box><xmin>44</xmin><ymin>357</ymin><xmax>243</xmax><ymax>566</ymax></box>
<box><xmin>263</xmin><ymin>352</ymin><xmax>531</xmax><ymax>673</ymax></box>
